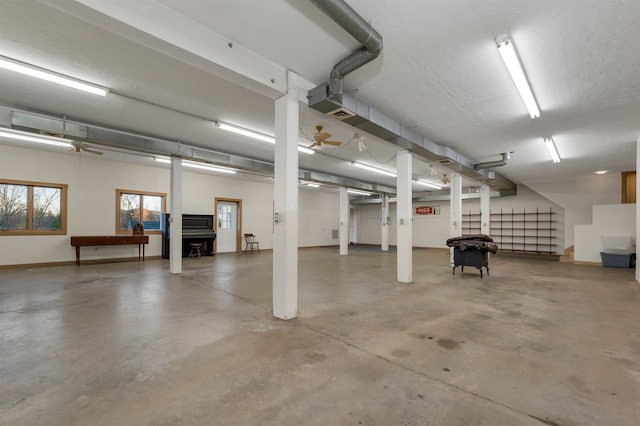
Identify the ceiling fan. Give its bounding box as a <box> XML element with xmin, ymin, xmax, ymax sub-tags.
<box><xmin>68</xmin><ymin>140</ymin><xmax>103</xmax><ymax>155</ymax></box>
<box><xmin>441</xmin><ymin>173</ymin><xmax>451</xmax><ymax>184</ymax></box>
<box><xmin>307</xmin><ymin>125</ymin><xmax>342</xmax><ymax>148</ymax></box>
<box><xmin>40</xmin><ymin>129</ymin><xmax>104</xmax><ymax>155</ymax></box>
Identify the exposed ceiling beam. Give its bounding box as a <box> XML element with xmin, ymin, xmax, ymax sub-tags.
<box><xmin>52</xmin><ymin>0</ymin><xmax>316</xmax><ymax>101</ymax></box>
<box><xmin>350</xmin><ymin>191</ymin><xmax>503</xmax><ymax>205</ymax></box>
<box><xmin>10</xmin><ymin>109</ymin><xmax>398</xmax><ymax>194</ymax></box>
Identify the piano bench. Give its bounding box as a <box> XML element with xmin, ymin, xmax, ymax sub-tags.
<box><xmin>188</xmin><ymin>243</ymin><xmax>202</xmax><ymax>258</ymax></box>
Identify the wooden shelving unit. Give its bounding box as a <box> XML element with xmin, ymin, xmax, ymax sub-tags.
<box><xmin>461</xmin><ymin>208</ymin><xmax>558</xmax><ymax>255</ymax></box>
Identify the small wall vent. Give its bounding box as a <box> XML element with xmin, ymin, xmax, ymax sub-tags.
<box><xmin>326</xmin><ymin>107</ymin><xmax>356</xmax><ymax>121</ymax></box>
<box><xmin>40</xmin><ymin>130</ymin><xmax>64</xmax><ymax>138</ymax></box>
<box><xmin>437</xmin><ymin>158</ymin><xmax>455</xmax><ymax>165</ymax></box>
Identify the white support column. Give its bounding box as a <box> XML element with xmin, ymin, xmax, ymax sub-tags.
<box><xmin>169</xmin><ymin>156</ymin><xmax>182</xmax><ymax>274</ymax></box>
<box><xmin>480</xmin><ymin>185</ymin><xmax>491</xmax><ymax>236</ymax></box>
<box><xmin>636</xmin><ymin>134</ymin><xmax>640</xmax><ymax>283</ymax></box>
<box><xmin>449</xmin><ymin>173</ymin><xmax>463</xmax><ymax>265</ymax></box>
<box><xmin>396</xmin><ymin>151</ymin><xmax>412</xmax><ymax>283</ymax></box>
<box><xmin>339</xmin><ymin>187</ymin><xmax>349</xmax><ymax>255</ymax></box>
<box><xmin>381</xmin><ymin>193</ymin><xmax>390</xmax><ymax>251</ymax></box>
<box><xmin>273</xmin><ymin>70</ymin><xmax>299</xmax><ymax>320</ymax></box>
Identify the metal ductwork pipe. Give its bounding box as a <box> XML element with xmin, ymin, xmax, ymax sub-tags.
<box><xmin>308</xmin><ymin>0</ymin><xmax>383</xmax><ymax>101</ymax></box>
<box><xmin>10</xmin><ymin>110</ymin><xmax>398</xmax><ymax>195</ymax></box>
<box><xmin>474</xmin><ymin>152</ymin><xmax>511</xmax><ymax>170</ymax></box>
<box><xmin>307</xmin><ymin>1</ymin><xmax>517</xmax><ymax>196</ymax></box>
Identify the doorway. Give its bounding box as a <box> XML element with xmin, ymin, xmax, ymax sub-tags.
<box><xmin>349</xmin><ymin>208</ymin><xmax>358</xmax><ymax>245</ymax></box>
<box><xmin>214</xmin><ymin>198</ymin><xmax>242</xmax><ymax>253</ymax></box>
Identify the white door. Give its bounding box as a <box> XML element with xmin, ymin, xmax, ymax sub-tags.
<box><xmin>349</xmin><ymin>208</ymin><xmax>357</xmax><ymax>244</ymax></box>
<box><xmin>217</xmin><ymin>201</ymin><xmax>238</xmax><ymax>253</ymax></box>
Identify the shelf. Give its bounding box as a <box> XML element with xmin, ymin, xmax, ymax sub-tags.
<box><xmin>493</xmin><ymin>237</ymin><xmax>557</xmax><ymax>240</ymax></box>
<box><xmin>491</xmin><ymin>220</ymin><xmax>555</xmax><ymax>229</ymax></box>
<box><xmin>497</xmin><ymin>249</ymin><xmax>556</xmax><ymax>255</ymax></box>
<box><xmin>491</xmin><ymin>231</ymin><xmax>557</xmax><ymax>234</ymax></box>
<box><xmin>491</xmin><ymin>212</ymin><xmax>556</xmax><ymax>216</ymax></box>
<box><xmin>465</xmin><ymin>207</ymin><xmax>558</xmax><ymax>256</ymax></box>
<box><xmin>491</xmin><ymin>227</ymin><xmax>556</xmax><ymax>231</ymax></box>
<box><xmin>495</xmin><ymin>242</ymin><xmax>557</xmax><ymax>246</ymax></box>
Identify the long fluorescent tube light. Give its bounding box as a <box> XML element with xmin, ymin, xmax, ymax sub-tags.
<box><xmin>415</xmin><ymin>179</ymin><xmax>442</xmax><ymax>189</ymax></box>
<box><xmin>347</xmin><ymin>189</ymin><xmax>372</xmax><ymax>196</ymax></box>
<box><xmin>496</xmin><ymin>34</ymin><xmax>540</xmax><ymax>119</ymax></box>
<box><xmin>215</xmin><ymin>121</ymin><xmax>313</xmax><ymax>154</ymax></box>
<box><xmin>216</xmin><ymin>121</ymin><xmax>274</xmax><ymax>143</ymax></box>
<box><xmin>297</xmin><ymin>145</ymin><xmax>315</xmax><ymax>155</ymax></box>
<box><xmin>0</xmin><ymin>55</ymin><xmax>110</xmax><ymax>96</ymax></box>
<box><xmin>155</xmin><ymin>157</ymin><xmax>236</xmax><ymax>174</ymax></box>
<box><xmin>0</xmin><ymin>128</ymin><xmax>72</xmax><ymax>148</ymax></box>
<box><xmin>184</xmin><ymin>161</ymin><xmax>236</xmax><ymax>174</ymax></box>
<box><xmin>351</xmin><ymin>161</ymin><xmax>397</xmax><ymax>177</ymax></box>
<box><xmin>544</xmin><ymin>138</ymin><xmax>560</xmax><ymax>163</ymax></box>
<box><xmin>300</xmin><ymin>180</ymin><xmax>320</xmax><ymax>188</ymax></box>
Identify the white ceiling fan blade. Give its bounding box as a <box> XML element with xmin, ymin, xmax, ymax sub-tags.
<box><xmin>82</xmin><ymin>148</ymin><xmax>103</xmax><ymax>155</ymax></box>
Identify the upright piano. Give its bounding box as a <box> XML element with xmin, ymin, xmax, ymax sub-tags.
<box><xmin>161</xmin><ymin>213</ymin><xmax>216</xmax><ymax>258</ymax></box>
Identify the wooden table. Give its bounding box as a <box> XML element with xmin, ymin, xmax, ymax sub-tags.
<box><xmin>70</xmin><ymin>235</ymin><xmax>149</xmax><ymax>265</ymax></box>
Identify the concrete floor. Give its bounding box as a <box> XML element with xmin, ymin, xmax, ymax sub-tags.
<box><xmin>1</xmin><ymin>247</ymin><xmax>639</xmax><ymax>426</ymax></box>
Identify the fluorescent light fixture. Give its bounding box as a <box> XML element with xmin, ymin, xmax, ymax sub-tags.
<box><xmin>297</xmin><ymin>145</ymin><xmax>315</xmax><ymax>155</ymax></box>
<box><xmin>0</xmin><ymin>55</ymin><xmax>110</xmax><ymax>96</ymax></box>
<box><xmin>347</xmin><ymin>189</ymin><xmax>372</xmax><ymax>196</ymax></box>
<box><xmin>595</xmin><ymin>170</ymin><xmax>607</xmax><ymax>175</ymax></box>
<box><xmin>216</xmin><ymin>121</ymin><xmax>274</xmax><ymax>143</ymax></box>
<box><xmin>351</xmin><ymin>161</ymin><xmax>397</xmax><ymax>177</ymax></box>
<box><xmin>496</xmin><ymin>34</ymin><xmax>540</xmax><ymax>119</ymax></box>
<box><xmin>0</xmin><ymin>128</ymin><xmax>72</xmax><ymax>148</ymax></box>
<box><xmin>300</xmin><ymin>180</ymin><xmax>320</xmax><ymax>188</ymax></box>
<box><xmin>184</xmin><ymin>161</ymin><xmax>236</xmax><ymax>174</ymax></box>
<box><xmin>215</xmin><ymin>121</ymin><xmax>313</xmax><ymax>154</ymax></box>
<box><xmin>415</xmin><ymin>179</ymin><xmax>442</xmax><ymax>189</ymax></box>
<box><xmin>544</xmin><ymin>138</ymin><xmax>560</xmax><ymax>163</ymax></box>
<box><xmin>155</xmin><ymin>157</ymin><xmax>236</xmax><ymax>174</ymax></box>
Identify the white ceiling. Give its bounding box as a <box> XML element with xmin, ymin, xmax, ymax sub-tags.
<box><xmin>0</xmin><ymin>0</ymin><xmax>639</xmax><ymax>192</ymax></box>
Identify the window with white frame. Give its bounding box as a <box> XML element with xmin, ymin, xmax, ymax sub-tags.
<box><xmin>217</xmin><ymin>204</ymin><xmax>233</xmax><ymax>229</ymax></box>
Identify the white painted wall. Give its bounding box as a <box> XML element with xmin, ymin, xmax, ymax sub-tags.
<box><xmin>0</xmin><ymin>144</ymin><xmax>339</xmax><ymax>266</ymax></box>
<box><xmin>525</xmin><ymin>173</ymin><xmax>620</xmax><ymax>249</ymax></box>
<box><xmin>574</xmin><ymin>204</ymin><xmax>636</xmax><ymax>263</ymax></box>
<box><xmin>355</xmin><ymin>184</ymin><xmax>563</xmax><ymax>252</ymax></box>
<box><xmin>636</xmin><ymin>135</ymin><xmax>640</xmax><ymax>282</ymax></box>
<box><xmin>299</xmin><ymin>187</ymin><xmax>340</xmax><ymax>247</ymax></box>
<box><xmin>357</xmin><ymin>200</ymin><xmax>451</xmax><ymax>248</ymax></box>
<box><xmin>0</xmin><ymin>145</ymin><xmax>168</xmax><ymax>266</ymax></box>
<box><xmin>181</xmin><ymin>171</ymin><xmax>275</xmax><ymax>250</ymax></box>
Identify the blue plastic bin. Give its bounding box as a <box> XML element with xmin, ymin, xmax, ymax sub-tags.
<box><xmin>600</xmin><ymin>252</ymin><xmax>632</xmax><ymax>268</ymax></box>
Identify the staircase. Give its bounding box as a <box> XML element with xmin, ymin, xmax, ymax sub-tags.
<box><xmin>559</xmin><ymin>245</ymin><xmax>574</xmax><ymax>263</ymax></box>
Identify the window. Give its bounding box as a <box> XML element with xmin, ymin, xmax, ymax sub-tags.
<box><xmin>0</xmin><ymin>179</ymin><xmax>67</xmax><ymax>235</ymax></box>
<box><xmin>217</xmin><ymin>204</ymin><xmax>232</xmax><ymax>229</ymax></box>
<box><xmin>622</xmin><ymin>171</ymin><xmax>636</xmax><ymax>204</ymax></box>
<box><xmin>116</xmin><ymin>189</ymin><xmax>166</xmax><ymax>234</ymax></box>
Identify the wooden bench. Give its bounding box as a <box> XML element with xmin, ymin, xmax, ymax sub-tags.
<box><xmin>70</xmin><ymin>235</ymin><xmax>149</xmax><ymax>265</ymax></box>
